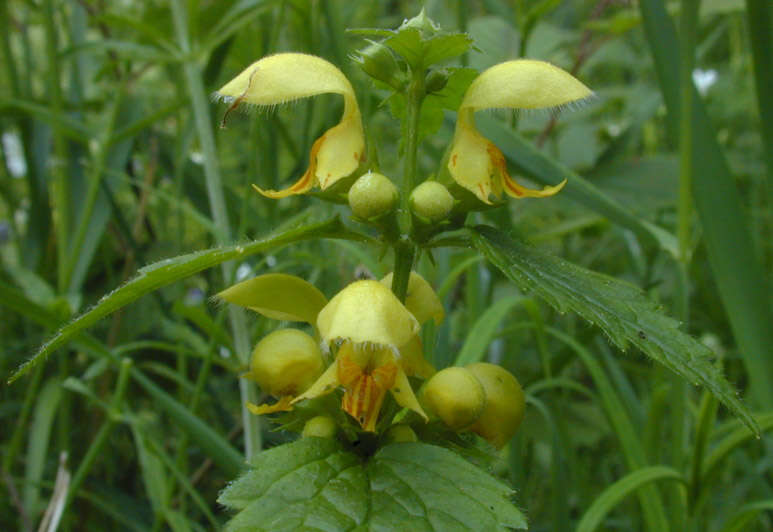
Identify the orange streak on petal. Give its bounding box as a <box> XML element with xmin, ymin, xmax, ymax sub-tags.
<box><xmin>251</xmin><ymin>134</ymin><xmax>325</xmax><ymax>198</ymax></box>
<box><xmin>485</xmin><ymin>142</ymin><xmax>566</xmax><ymax>199</ymax></box>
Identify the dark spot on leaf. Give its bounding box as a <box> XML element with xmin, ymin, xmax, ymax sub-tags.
<box><xmin>638</xmin><ymin>331</ymin><xmax>647</xmax><ymax>340</ymax></box>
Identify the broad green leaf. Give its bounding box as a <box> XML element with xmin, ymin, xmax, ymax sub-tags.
<box><xmin>576</xmin><ymin>466</ymin><xmax>684</xmax><ymax>532</ymax></box>
<box><xmin>639</xmin><ymin>0</ymin><xmax>773</xmax><ymax>408</ymax></box>
<box><xmin>469</xmin><ymin>225</ymin><xmax>759</xmax><ymax>435</ymax></box>
<box><xmin>219</xmin><ymin>438</ymin><xmax>526</xmax><ymax>531</ymax></box>
<box><xmin>8</xmin><ymin>216</ymin><xmax>364</xmax><ymax>383</ymax></box>
<box><xmin>217</xmin><ymin>273</ymin><xmax>328</xmax><ymax>324</ymax></box>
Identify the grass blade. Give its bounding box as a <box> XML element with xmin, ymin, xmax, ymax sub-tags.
<box><xmin>131</xmin><ymin>368</ymin><xmax>244</xmax><ymax>478</ymax></box>
<box><xmin>638</xmin><ymin>0</ymin><xmax>773</xmax><ymax>407</ymax></box>
<box><xmin>576</xmin><ymin>466</ymin><xmax>684</xmax><ymax>532</ymax></box>
<box><xmin>545</xmin><ymin>328</ymin><xmax>671</xmax><ymax>532</ymax></box>
<box><xmin>454</xmin><ymin>296</ymin><xmax>533</xmax><ymax>366</ymax></box>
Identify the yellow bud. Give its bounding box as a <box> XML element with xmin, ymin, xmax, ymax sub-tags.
<box><xmin>302</xmin><ymin>416</ymin><xmax>337</xmax><ymax>438</ymax></box>
<box><xmin>247</xmin><ymin>329</ymin><xmax>324</xmax><ymax>397</ymax></box>
<box><xmin>465</xmin><ymin>362</ymin><xmax>525</xmax><ymax>448</ymax></box>
<box><xmin>348</xmin><ymin>171</ymin><xmax>398</xmax><ymax>220</ymax></box>
<box><xmin>421</xmin><ymin>367</ymin><xmax>486</xmax><ymax>430</ymax></box>
<box><xmin>385</xmin><ymin>424</ymin><xmax>418</xmax><ymax>443</ymax></box>
<box><xmin>410</xmin><ymin>181</ymin><xmax>454</xmax><ymax>223</ymax></box>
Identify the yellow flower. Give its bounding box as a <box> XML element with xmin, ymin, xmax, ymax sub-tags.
<box><xmin>219</xmin><ymin>273</ymin><xmax>442</xmax><ymax>432</ymax></box>
<box><xmin>216</xmin><ymin>53</ymin><xmax>365</xmax><ymax>198</ymax></box>
<box><xmin>293</xmin><ymin>280</ymin><xmax>434</xmax><ymax>432</ymax></box>
<box><xmin>447</xmin><ymin>59</ymin><xmax>592</xmax><ymax>204</ymax></box>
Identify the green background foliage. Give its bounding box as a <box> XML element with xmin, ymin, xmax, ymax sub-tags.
<box><xmin>1</xmin><ymin>0</ymin><xmax>771</xmax><ymax>530</ymax></box>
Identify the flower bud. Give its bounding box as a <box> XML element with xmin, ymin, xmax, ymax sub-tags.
<box><xmin>302</xmin><ymin>415</ymin><xmax>337</xmax><ymax>438</ymax></box>
<box><xmin>465</xmin><ymin>363</ymin><xmax>525</xmax><ymax>448</ymax></box>
<box><xmin>247</xmin><ymin>329</ymin><xmax>324</xmax><ymax>397</ymax></box>
<box><xmin>348</xmin><ymin>171</ymin><xmax>398</xmax><ymax>220</ymax></box>
<box><xmin>410</xmin><ymin>181</ymin><xmax>454</xmax><ymax>223</ymax></box>
<box><xmin>354</xmin><ymin>41</ymin><xmax>404</xmax><ymax>89</ymax></box>
<box><xmin>425</xmin><ymin>69</ymin><xmax>449</xmax><ymax>93</ymax></box>
<box><xmin>421</xmin><ymin>367</ymin><xmax>486</xmax><ymax>430</ymax></box>
<box><xmin>385</xmin><ymin>424</ymin><xmax>418</xmax><ymax>443</ymax></box>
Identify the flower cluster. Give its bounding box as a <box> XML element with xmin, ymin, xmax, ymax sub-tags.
<box><xmin>219</xmin><ymin>272</ymin><xmax>440</xmax><ymax>433</ymax></box>
<box><xmin>216</xmin><ymin>52</ymin><xmax>591</xmax><ymax>211</ymax></box>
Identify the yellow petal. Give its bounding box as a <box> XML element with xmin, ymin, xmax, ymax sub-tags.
<box><xmin>216</xmin><ymin>53</ymin><xmax>364</xmax><ymax>197</ymax></box>
<box><xmin>398</xmin><ymin>335</ymin><xmax>435</xmax><ymax>379</ymax></box>
<box><xmin>216</xmin><ymin>273</ymin><xmax>328</xmax><ymax>324</ymax></box>
<box><xmin>447</xmin><ymin>110</ymin><xmax>499</xmax><ymax>204</ymax></box>
<box><xmin>246</xmin><ymin>396</ymin><xmax>294</xmax><ymax>415</ymax></box>
<box><xmin>317</xmin><ymin>280</ymin><xmax>419</xmax><ymax>349</ymax></box>
<box><xmin>217</xmin><ymin>53</ymin><xmax>356</xmax><ymax>109</ymax></box>
<box><xmin>381</xmin><ymin>272</ymin><xmax>444</xmax><ymax>325</ymax></box>
<box><xmin>389</xmin><ymin>365</ymin><xmax>428</xmax><ymax>422</ymax></box>
<box><xmin>448</xmin><ymin>60</ymin><xmax>590</xmax><ymax>203</ymax></box>
<box><xmin>460</xmin><ymin>59</ymin><xmax>593</xmax><ymax>112</ymax></box>
<box><xmin>291</xmin><ymin>358</ymin><xmax>340</xmax><ymax>404</ymax></box>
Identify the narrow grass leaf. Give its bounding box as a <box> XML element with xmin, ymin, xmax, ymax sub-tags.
<box><xmin>576</xmin><ymin>466</ymin><xmax>684</xmax><ymax>532</ymax></box>
<box><xmin>22</xmin><ymin>378</ymin><xmax>62</xmax><ymax>515</ymax></box>
<box><xmin>717</xmin><ymin>500</ymin><xmax>773</xmax><ymax>532</ymax></box>
<box><xmin>455</xmin><ymin>296</ymin><xmax>532</xmax><ymax>365</ymax></box>
<box><xmin>545</xmin><ymin>327</ymin><xmax>670</xmax><ymax>532</ymax></box>
<box><xmin>639</xmin><ymin>0</ymin><xmax>773</xmax><ymax>408</ymax></box>
<box><xmin>131</xmin><ymin>368</ymin><xmax>244</xmax><ymax>477</ymax></box>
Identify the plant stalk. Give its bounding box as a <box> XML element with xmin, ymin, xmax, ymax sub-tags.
<box><xmin>170</xmin><ymin>0</ymin><xmax>261</xmax><ymax>460</ymax></box>
<box><xmin>392</xmin><ymin>69</ymin><xmax>425</xmax><ymax>302</ymax></box>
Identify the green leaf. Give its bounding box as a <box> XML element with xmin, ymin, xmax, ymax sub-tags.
<box><xmin>576</xmin><ymin>466</ymin><xmax>684</xmax><ymax>532</ymax></box>
<box><xmin>639</xmin><ymin>0</ymin><xmax>773</xmax><ymax>408</ymax></box>
<box><xmin>132</xmin><ymin>368</ymin><xmax>244</xmax><ymax>477</ymax></box>
<box><xmin>8</xmin><ymin>216</ymin><xmax>364</xmax><ymax>383</ymax></box>
<box><xmin>23</xmin><ymin>378</ymin><xmax>62</xmax><ymax>515</ymax></box>
<box><xmin>469</xmin><ymin>225</ymin><xmax>759</xmax><ymax>435</ymax></box>
<box><xmin>219</xmin><ymin>438</ymin><xmax>526</xmax><ymax>531</ymax></box>
<box><xmin>454</xmin><ymin>296</ymin><xmax>533</xmax><ymax>366</ymax></box>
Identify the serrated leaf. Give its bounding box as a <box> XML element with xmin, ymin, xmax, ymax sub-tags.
<box><xmin>422</xmin><ymin>33</ymin><xmax>475</xmax><ymax>65</ymax></box>
<box><xmin>469</xmin><ymin>225</ymin><xmax>759</xmax><ymax>435</ymax></box>
<box><xmin>8</xmin><ymin>216</ymin><xmax>365</xmax><ymax>383</ymax></box>
<box><xmin>219</xmin><ymin>438</ymin><xmax>526</xmax><ymax>531</ymax></box>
